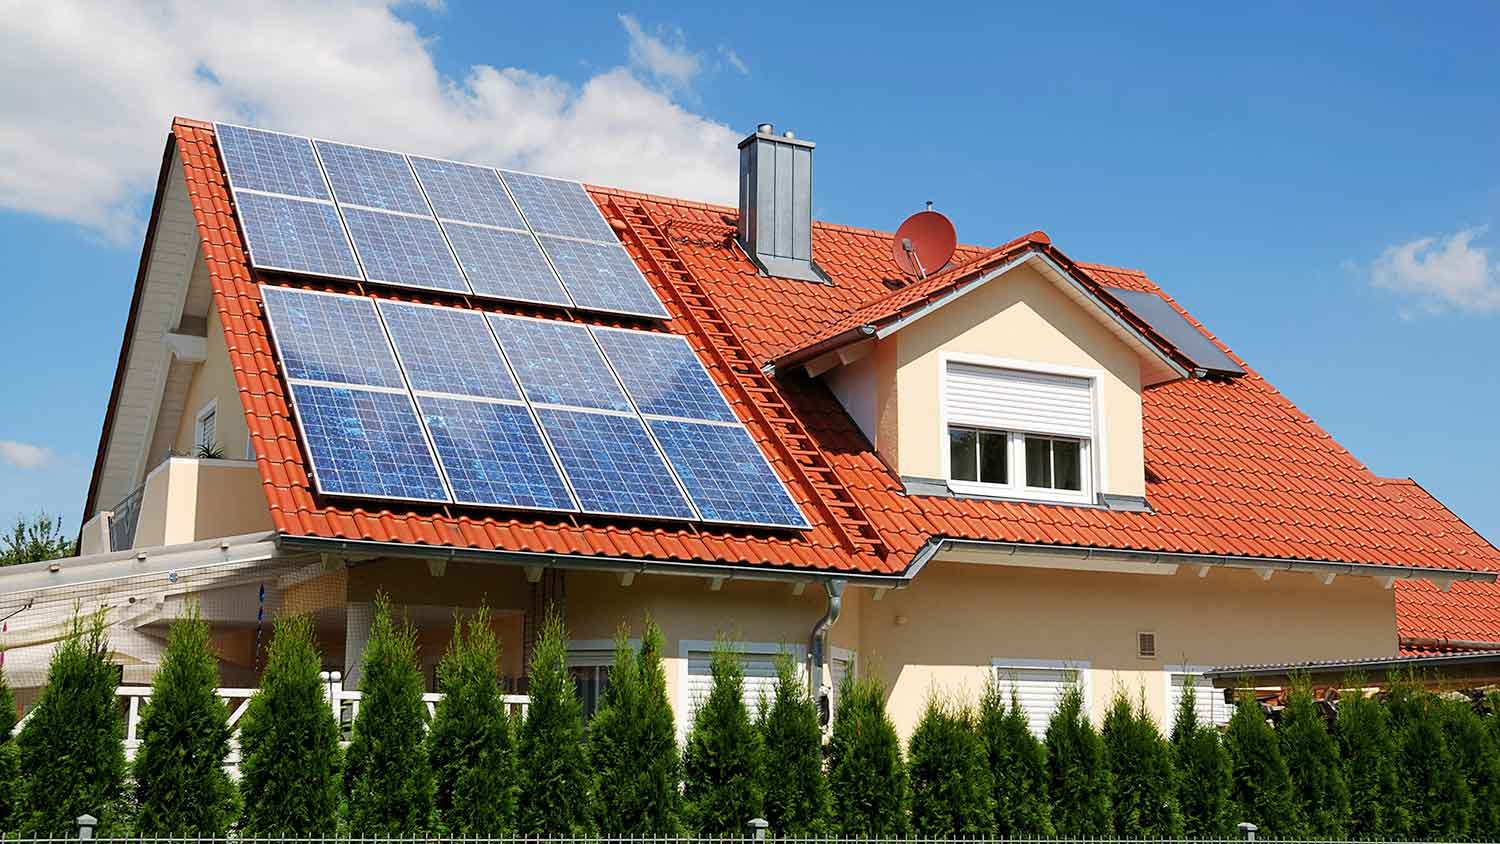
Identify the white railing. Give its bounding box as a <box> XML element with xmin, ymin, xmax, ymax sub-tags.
<box><xmin>320</xmin><ymin>670</ymin><xmax>531</xmax><ymax>745</ymax></box>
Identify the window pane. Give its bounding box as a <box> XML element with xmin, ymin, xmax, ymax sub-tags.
<box><xmin>978</xmin><ymin>430</ymin><xmax>1008</xmax><ymax>484</ymax></box>
<box><xmin>1025</xmin><ymin>437</ymin><xmax>1053</xmax><ymax>488</ymax></box>
<box><xmin>949</xmin><ymin>427</ymin><xmax>978</xmax><ymax>482</ymax></box>
<box><xmin>1054</xmin><ymin>439</ymin><xmax>1083</xmax><ymax>491</ymax></box>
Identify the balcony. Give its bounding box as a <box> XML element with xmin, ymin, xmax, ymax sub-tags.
<box><xmin>82</xmin><ymin>456</ymin><xmax>272</xmax><ymax>555</ymax></box>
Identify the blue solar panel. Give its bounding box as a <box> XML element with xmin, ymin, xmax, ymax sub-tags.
<box><xmin>1106</xmin><ymin>287</ymin><xmax>1246</xmax><ymax>375</ymax></box>
<box><xmin>290</xmin><ymin>383</ymin><xmax>448</xmax><ymax>502</ymax></box>
<box><xmin>235</xmin><ymin>193</ymin><xmax>361</xmax><ymax>279</ymax></box>
<box><xmin>215</xmin><ymin>124</ymin><xmax>330</xmax><ymax>200</ymax></box>
<box><xmin>648</xmin><ymin>419</ymin><xmax>809</xmax><ymax>528</ymax></box>
<box><xmin>341</xmin><ymin>207</ymin><xmax>468</xmax><ymax>293</ymax></box>
<box><xmin>377</xmin><ymin>301</ymin><xmax>521</xmax><ymax>400</ymax></box>
<box><xmin>534</xmin><ymin>408</ymin><xmax>694</xmax><ymax>520</ymax></box>
<box><xmin>500</xmin><ymin>171</ymin><xmax>617</xmax><ymax>242</ymax></box>
<box><xmin>539</xmin><ymin>236</ymin><xmax>669</xmax><ymax>319</ymax></box>
<box><xmin>487</xmin><ymin>316</ymin><xmax>631</xmax><ymax>411</ymax></box>
<box><xmin>314</xmin><ymin>141</ymin><xmax>430</xmax><ymax>215</ymax></box>
<box><xmin>260</xmin><ymin>286</ymin><xmax>405</xmax><ymax>388</ymax></box>
<box><xmin>443</xmin><ymin>223</ymin><xmax>572</xmax><ymax>307</ymax></box>
<box><xmin>592</xmin><ymin>327</ymin><xmax>735</xmax><ymax>422</ymax></box>
<box><xmin>417</xmin><ymin>395</ymin><xmax>575</xmax><ymax>511</ymax></box>
<box><xmin>409</xmin><ymin>157</ymin><xmax>525</xmax><ymax>229</ymax></box>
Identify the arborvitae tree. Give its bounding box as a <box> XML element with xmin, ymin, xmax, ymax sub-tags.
<box><xmin>1044</xmin><ymin>683</ymin><xmax>1111</xmax><ymax>836</ymax></box>
<box><xmin>0</xmin><ymin>664</ymin><xmax>20</xmax><ymax>831</ymax></box>
<box><xmin>979</xmin><ymin>680</ymin><xmax>1053</xmax><ymax>837</ymax></box>
<box><xmin>908</xmin><ymin>694</ymin><xmax>995</xmax><ymax>837</ymax></box>
<box><xmin>1443</xmin><ymin>697</ymin><xmax>1500</xmax><ymax>838</ymax></box>
<box><xmin>238</xmin><ymin>614</ymin><xmax>342</xmax><ymax>837</ymax></box>
<box><xmin>1224</xmin><ymin>692</ymin><xmax>1301</xmax><ymax>838</ymax></box>
<box><xmin>589</xmin><ymin>628</ymin><xmax>649</xmax><ymax>833</ymax></box>
<box><xmin>1335</xmin><ymin>685</ymin><xmax>1401</xmax><ymax>838</ymax></box>
<box><xmin>1279</xmin><ymin>680</ymin><xmax>1349</xmax><ymax>838</ymax></box>
<box><xmin>759</xmin><ymin>652</ymin><xmax>830</xmax><ymax>836</ymax></box>
<box><xmin>1171</xmin><ymin>685</ymin><xmax>1232</xmax><ymax>839</ymax></box>
<box><xmin>516</xmin><ymin>609</ymin><xmax>591</xmax><ymax>835</ymax></box>
<box><xmin>132</xmin><ymin>606</ymin><xmax>237</xmax><ymax>836</ymax></box>
<box><xmin>428</xmin><ymin>606</ymin><xmax>516</xmax><ymax>835</ymax></box>
<box><xmin>1388</xmin><ymin>680</ymin><xmax>1472</xmax><ymax>839</ymax></box>
<box><xmin>343</xmin><ymin>595</ymin><xmax>433</xmax><ymax>835</ymax></box>
<box><xmin>1102</xmin><ymin>690</ymin><xmax>1182</xmax><ymax>838</ymax></box>
<box><xmin>15</xmin><ymin>609</ymin><xmax>127</xmax><ymax>835</ymax></box>
<box><xmin>682</xmin><ymin>639</ymin><xmax>764</xmax><ymax>834</ymax></box>
<box><xmin>637</xmin><ymin>618</ymin><xmax>682</xmax><ymax>834</ymax></box>
<box><xmin>827</xmin><ymin>673</ymin><xmax>909</xmax><ymax>836</ymax></box>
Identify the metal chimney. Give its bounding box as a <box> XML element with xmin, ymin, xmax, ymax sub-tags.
<box><xmin>737</xmin><ymin>123</ymin><xmax>829</xmax><ymax>284</ymax></box>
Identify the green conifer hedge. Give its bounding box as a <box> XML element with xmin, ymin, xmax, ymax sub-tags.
<box><xmin>1102</xmin><ymin>691</ymin><xmax>1182</xmax><ymax>838</ymax></box>
<box><xmin>1335</xmin><ymin>684</ymin><xmax>1402</xmax><ymax>838</ymax></box>
<box><xmin>908</xmin><ymin>695</ymin><xmax>994</xmax><ymax>837</ymax></box>
<box><xmin>589</xmin><ymin>628</ymin><xmax>652</xmax><ymax>834</ymax></box>
<box><xmin>682</xmin><ymin>639</ymin><xmax>764</xmax><ymax>834</ymax></box>
<box><xmin>428</xmin><ymin>605</ymin><xmax>517</xmax><ymax>835</ymax></box>
<box><xmin>1442</xmin><ymin>697</ymin><xmax>1499</xmax><ymax>838</ymax></box>
<box><xmin>1389</xmin><ymin>680</ymin><xmax>1472</xmax><ymax>839</ymax></box>
<box><xmin>979</xmin><ymin>680</ymin><xmax>1053</xmax><ymax>837</ymax></box>
<box><xmin>1279</xmin><ymin>680</ymin><xmax>1349</xmax><ymax>838</ymax></box>
<box><xmin>1224</xmin><ymin>692</ymin><xmax>1301</xmax><ymax>838</ymax></box>
<box><xmin>827</xmin><ymin>673</ymin><xmax>909</xmax><ymax>836</ymax></box>
<box><xmin>516</xmin><ymin>609</ymin><xmax>592</xmax><ymax>835</ymax></box>
<box><xmin>0</xmin><ymin>665</ymin><xmax>21</xmax><ymax>831</ymax></box>
<box><xmin>635</xmin><ymin>619</ymin><xmax>683</xmax><ymax>834</ymax></box>
<box><xmin>1170</xmin><ymin>685</ymin><xmax>1232</xmax><ymax>839</ymax></box>
<box><xmin>759</xmin><ymin>652</ymin><xmax>830</xmax><ymax>836</ymax></box>
<box><xmin>1044</xmin><ymin>682</ymin><xmax>1111</xmax><ymax>836</ymax></box>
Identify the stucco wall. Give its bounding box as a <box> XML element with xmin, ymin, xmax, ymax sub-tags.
<box><xmin>131</xmin><ymin>458</ymin><xmax>269</xmax><ymax>548</ymax></box>
<box><xmin>173</xmin><ymin>308</ymin><xmax>250</xmax><ymax>459</ymax></box>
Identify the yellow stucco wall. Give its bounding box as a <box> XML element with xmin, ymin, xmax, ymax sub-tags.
<box><xmin>174</xmin><ymin>308</ymin><xmax>250</xmax><ymax>459</ymax></box>
<box><xmin>131</xmin><ymin>458</ymin><xmax>270</xmax><ymax>548</ymax></box>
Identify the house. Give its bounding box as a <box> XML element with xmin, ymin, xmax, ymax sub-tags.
<box><xmin>4</xmin><ymin>116</ymin><xmax>1497</xmax><ymax>739</ymax></box>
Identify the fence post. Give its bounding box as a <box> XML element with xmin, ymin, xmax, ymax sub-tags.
<box><xmin>1238</xmin><ymin>821</ymin><xmax>1258</xmax><ymax>842</ymax></box>
<box><xmin>76</xmin><ymin>813</ymin><xmax>97</xmax><ymax>841</ymax></box>
<box><xmin>748</xmin><ymin>817</ymin><xmax>769</xmax><ymax>841</ymax></box>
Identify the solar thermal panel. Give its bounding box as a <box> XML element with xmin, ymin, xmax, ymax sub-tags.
<box><xmin>647</xmin><ymin>419</ymin><xmax>809</xmax><ymax>528</ymax></box>
<box><xmin>534</xmin><ymin>407</ymin><xmax>695</xmax><ymax>520</ymax></box>
<box><xmin>341</xmin><ymin>207</ymin><xmax>468</xmax><ymax>293</ymax></box>
<box><xmin>592</xmin><ymin>327</ymin><xmax>734</xmax><ymax>422</ymax></box>
<box><xmin>539</xmin><ymin>236</ymin><xmax>669</xmax><ymax>319</ymax></box>
<box><xmin>215</xmin><ymin>123</ymin><xmax>330</xmax><ymax>200</ymax></box>
<box><xmin>260</xmin><ymin>286</ymin><xmax>405</xmax><ymax>388</ymax></box>
<box><xmin>376</xmin><ymin>301</ymin><xmax>521</xmax><ymax>400</ymax></box>
<box><xmin>1105</xmin><ymin>287</ymin><xmax>1245</xmax><ymax>375</ymax></box>
<box><xmin>443</xmin><ymin>222</ymin><xmax>572</xmax><ymax>307</ymax></box>
<box><xmin>500</xmin><ymin>170</ymin><xmax>618</xmax><ymax>242</ymax></box>
<box><xmin>235</xmin><ymin>193</ymin><xmax>361</xmax><ymax>280</ymax></box>
<box><xmin>487</xmin><ymin>316</ymin><xmax>631</xmax><ymax>412</ymax></box>
<box><xmin>314</xmin><ymin>141</ymin><xmax>431</xmax><ymax>215</ymax></box>
<box><xmin>409</xmin><ymin>157</ymin><xmax>526</xmax><ymax>229</ymax></box>
<box><xmin>417</xmin><ymin>396</ymin><xmax>576</xmax><ymax>511</ymax></box>
<box><xmin>290</xmin><ymin>383</ymin><xmax>448</xmax><ymax>502</ymax></box>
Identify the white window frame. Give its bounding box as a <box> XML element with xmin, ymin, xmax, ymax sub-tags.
<box><xmin>1163</xmin><ymin>664</ymin><xmax>1234</xmax><ymax>730</ymax></box>
<box><xmin>194</xmin><ymin>400</ymin><xmax>218</xmax><ymax>454</ymax></box>
<box><xmin>940</xmin><ymin>352</ymin><xmax>1106</xmax><ymax>505</ymax></box>
<box><xmin>991</xmin><ymin>657</ymin><xmax>1091</xmax><ymax>737</ymax></box>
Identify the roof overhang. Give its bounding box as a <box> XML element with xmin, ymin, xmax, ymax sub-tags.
<box><xmin>772</xmin><ymin>250</ymin><xmax>1191</xmax><ymax>386</ymax></box>
<box><xmin>0</xmin><ymin>531</ymin><xmax>280</xmax><ymax>599</ymax></box>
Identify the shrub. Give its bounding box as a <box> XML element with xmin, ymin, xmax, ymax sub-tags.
<box><xmin>589</xmin><ymin>627</ymin><xmax>656</xmax><ymax>834</ymax></box>
<box><xmin>827</xmin><ymin>673</ymin><xmax>908</xmax><ymax>836</ymax></box>
<box><xmin>15</xmin><ymin>609</ymin><xmax>127</xmax><ymax>835</ymax></box>
<box><xmin>343</xmin><ymin>595</ymin><xmax>433</xmax><ymax>835</ymax></box>
<box><xmin>1279</xmin><ymin>680</ymin><xmax>1349</xmax><ymax>838</ymax></box>
<box><xmin>1388</xmin><ymin>680</ymin><xmax>1472</xmax><ymax>839</ymax></box>
<box><xmin>428</xmin><ymin>605</ymin><xmax>516</xmax><ymax>835</ymax></box>
<box><xmin>238</xmin><ymin>614</ymin><xmax>342</xmax><ymax>837</ymax></box>
<box><xmin>979</xmin><ymin>679</ymin><xmax>1053</xmax><ymax>837</ymax></box>
<box><xmin>682</xmin><ymin>638</ymin><xmax>764</xmax><ymax>833</ymax></box>
<box><xmin>1443</xmin><ymin>697</ymin><xmax>1500</xmax><ymax>838</ymax></box>
<box><xmin>1335</xmin><ymin>685</ymin><xmax>1401</xmax><ymax>838</ymax></box>
<box><xmin>1044</xmin><ymin>683</ymin><xmax>1111</xmax><ymax>836</ymax></box>
<box><xmin>0</xmin><ymin>665</ymin><xmax>20</xmax><ymax>831</ymax></box>
<box><xmin>908</xmin><ymin>694</ymin><xmax>994</xmax><ymax>837</ymax></box>
<box><xmin>132</xmin><ymin>606</ymin><xmax>237</xmax><ymax>836</ymax></box>
<box><xmin>516</xmin><ymin>608</ymin><xmax>592</xmax><ymax>835</ymax></box>
<box><xmin>1224</xmin><ymin>692</ymin><xmax>1300</xmax><ymax>837</ymax></box>
<box><xmin>759</xmin><ymin>652</ymin><xmax>830</xmax><ymax>836</ymax></box>
<box><xmin>636</xmin><ymin>618</ymin><xmax>683</xmax><ymax>834</ymax></box>
<box><xmin>1102</xmin><ymin>690</ymin><xmax>1182</xmax><ymax>838</ymax></box>
<box><xmin>1170</xmin><ymin>684</ymin><xmax>1232</xmax><ymax>838</ymax></box>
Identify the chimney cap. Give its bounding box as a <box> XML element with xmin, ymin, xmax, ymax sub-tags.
<box><xmin>757</xmin><ymin>122</ymin><xmax>774</xmax><ymax>134</ymax></box>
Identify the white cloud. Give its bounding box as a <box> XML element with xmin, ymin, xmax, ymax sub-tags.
<box><xmin>0</xmin><ymin>441</ymin><xmax>54</xmax><ymax>470</ymax></box>
<box><xmin>718</xmin><ymin>46</ymin><xmax>750</xmax><ymax>76</ymax></box>
<box><xmin>0</xmin><ymin>2</ymin><xmax>740</xmax><ymax>241</ymax></box>
<box><xmin>618</xmin><ymin>13</ymin><xmax>701</xmax><ymax>91</ymax></box>
<box><xmin>1372</xmin><ymin>226</ymin><xmax>1500</xmax><ymax>315</ymax></box>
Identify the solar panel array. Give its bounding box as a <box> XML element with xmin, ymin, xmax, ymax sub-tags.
<box><xmin>260</xmin><ymin>286</ymin><xmax>809</xmax><ymax>529</ymax></box>
<box><xmin>216</xmin><ymin>123</ymin><xmax>668</xmax><ymax>319</ymax></box>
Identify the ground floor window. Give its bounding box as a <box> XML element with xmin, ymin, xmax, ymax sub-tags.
<box><xmin>1167</xmin><ymin>667</ymin><xmax>1233</xmax><ymax>728</ymax></box>
<box><xmin>992</xmin><ymin>658</ymin><xmax>1089</xmax><ymax>737</ymax></box>
<box><xmin>567</xmin><ymin>641</ymin><xmax>622</xmax><ymax>722</ymax></box>
<box><xmin>681</xmin><ymin>641</ymin><xmax>798</xmax><ymax>726</ymax></box>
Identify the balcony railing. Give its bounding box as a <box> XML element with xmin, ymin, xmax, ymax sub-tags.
<box><xmin>106</xmin><ymin>483</ymin><xmax>145</xmax><ymax>552</ymax></box>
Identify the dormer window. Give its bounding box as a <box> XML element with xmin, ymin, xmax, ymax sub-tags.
<box><xmin>943</xmin><ymin>358</ymin><xmax>1097</xmax><ymax>505</ymax></box>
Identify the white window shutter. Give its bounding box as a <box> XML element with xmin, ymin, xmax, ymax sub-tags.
<box><xmin>996</xmin><ymin>666</ymin><xmax>1071</xmax><ymax>737</ymax></box>
<box><xmin>685</xmin><ymin>649</ymin><xmax>781</xmax><ymax>724</ymax></box>
<box><xmin>946</xmin><ymin>363</ymin><xmax>1093</xmax><ymax>438</ymax></box>
<box><xmin>1170</xmin><ymin>672</ymin><xmax>1232</xmax><ymax>728</ymax></box>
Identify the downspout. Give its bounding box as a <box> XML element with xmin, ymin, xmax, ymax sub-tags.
<box><xmin>807</xmin><ymin>580</ymin><xmax>846</xmax><ymax>693</ymax></box>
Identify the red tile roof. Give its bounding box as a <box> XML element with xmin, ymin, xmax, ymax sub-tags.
<box><xmin>1387</xmin><ymin>478</ymin><xmax>1500</xmax><ymax>650</ymax></box>
<box><xmin>168</xmin><ymin>117</ymin><xmax>1500</xmax><ymax>582</ymax></box>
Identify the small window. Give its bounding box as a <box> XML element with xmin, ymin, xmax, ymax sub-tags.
<box><xmin>1025</xmin><ymin>436</ymin><xmax>1083</xmax><ymax>492</ymax></box>
<box><xmin>194</xmin><ymin>402</ymin><xmax>217</xmax><ymax>455</ymax></box>
<box><xmin>569</xmin><ymin>663</ymin><xmax>610</xmax><ymax>722</ymax></box>
<box><xmin>948</xmin><ymin>426</ymin><xmax>1008</xmax><ymax>484</ymax></box>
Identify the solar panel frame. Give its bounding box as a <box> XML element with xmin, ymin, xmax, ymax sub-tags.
<box><xmin>314</xmin><ymin>140</ymin><xmax>432</xmax><ymax>216</ymax></box>
<box><xmin>499</xmin><ymin>170</ymin><xmax>619</xmax><ymax>243</ymax></box>
<box><xmin>409</xmin><ymin>156</ymin><xmax>527</xmax><ymax>230</ymax></box>
<box><xmin>1105</xmin><ymin>287</ymin><xmax>1246</xmax><ymax>375</ymax></box>
<box><xmin>443</xmin><ymin>222</ymin><xmax>573</xmax><ymax>308</ymax></box>
<box><xmin>538</xmin><ymin>235</ymin><xmax>670</xmax><ymax>319</ymax></box>
<box><xmin>532</xmin><ymin>407</ymin><xmax>697</xmax><ymax>521</ymax></box>
<box><xmin>591</xmin><ymin>326</ymin><xmax>736</xmax><ymax>423</ymax></box>
<box><xmin>214</xmin><ymin>123</ymin><xmax>332</xmax><ymax>201</ymax></box>
<box><xmin>646</xmin><ymin>418</ymin><xmax>810</xmax><ymax>529</ymax></box>
<box><xmin>416</xmin><ymin>394</ymin><xmax>579</xmax><ymax>512</ymax></box>
<box><xmin>287</xmin><ymin>382</ymin><xmax>450</xmax><ymax>504</ymax></box>
<box><xmin>341</xmin><ymin>207</ymin><xmax>470</xmax><ymax>294</ymax></box>
<box><xmin>259</xmin><ymin>286</ymin><xmax>406</xmax><ymax>388</ymax></box>
<box><xmin>233</xmin><ymin>192</ymin><xmax>362</xmax><ymax>281</ymax></box>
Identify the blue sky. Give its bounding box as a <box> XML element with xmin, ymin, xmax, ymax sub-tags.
<box><xmin>1</xmin><ymin>1</ymin><xmax>1496</xmax><ymax>543</ymax></box>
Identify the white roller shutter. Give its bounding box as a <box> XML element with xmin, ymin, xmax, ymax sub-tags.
<box><xmin>946</xmin><ymin>363</ymin><xmax>1093</xmax><ymax>438</ymax></box>
<box><xmin>994</xmin><ymin>664</ymin><xmax>1075</xmax><ymax>737</ymax></box>
<box><xmin>829</xmin><ymin>649</ymin><xmax>856</xmax><ymax>719</ymax></box>
<box><xmin>1169</xmin><ymin>672</ymin><xmax>1233</xmax><ymax>728</ymax></box>
<box><xmin>685</xmin><ymin>647</ymin><xmax>782</xmax><ymax>725</ymax></box>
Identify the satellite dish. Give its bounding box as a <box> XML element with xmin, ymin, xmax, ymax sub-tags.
<box><xmin>891</xmin><ymin>205</ymin><xmax>956</xmax><ymax>279</ymax></box>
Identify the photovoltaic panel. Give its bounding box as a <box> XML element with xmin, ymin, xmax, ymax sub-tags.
<box><xmin>376</xmin><ymin>301</ymin><xmax>520</xmax><ymax>400</ymax></box>
<box><xmin>539</xmin><ymin>236</ymin><xmax>670</xmax><ymax>319</ymax></box>
<box><xmin>260</xmin><ymin>286</ymin><xmax>405</xmax><ymax>388</ymax></box>
<box><xmin>1105</xmin><ymin>287</ymin><xmax>1246</xmax><ymax>375</ymax></box>
<box><xmin>487</xmin><ymin>316</ymin><xmax>632</xmax><ymax>412</ymax></box>
<box><xmin>341</xmin><ymin>207</ymin><xmax>469</xmax><ymax>293</ymax></box>
<box><xmin>647</xmin><ymin>419</ymin><xmax>809</xmax><ymax>528</ymax></box>
<box><xmin>417</xmin><ymin>395</ymin><xmax>575</xmax><ymax>511</ymax></box>
<box><xmin>592</xmin><ymin>327</ymin><xmax>735</xmax><ymax>422</ymax></box>
<box><xmin>409</xmin><ymin>157</ymin><xmax>525</xmax><ymax>229</ymax></box>
<box><xmin>314</xmin><ymin>141</ymin><xmax>430</xmax><ymax>215</ymax></box>
<box><xmin>500</xmin><ymin>170</ymin><xmax>618</xmax><ymax>243</ymax></box>
<box><xmin>290</xmin><ymin>383</ymin><xmax>448</xmax><ymax>502</ymax></box>
<box><xmin>443</xmin><ymin>223</ymin><xmax>572</xmax><ymax>307</ymax></box>
<box><xmin>534</xmin><ymin>407</ymin><xmax>695</xmax><ymax>520</ymax></box>
<box><xmin>235</xmin><ymin>193</ymin><xmax>361</xmax><ymax>280</ymax></box>
<box><xmin>215</xmin><ymin>124</ymin><xmax>330</xmax><ymax>200</ymax></box>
